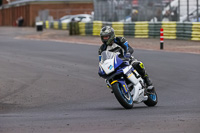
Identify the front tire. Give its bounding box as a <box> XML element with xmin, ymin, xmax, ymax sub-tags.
<box><xmin>112</xmin><ymin>83</ymin><xmax>133</xmax><ymax>109</ymax></box>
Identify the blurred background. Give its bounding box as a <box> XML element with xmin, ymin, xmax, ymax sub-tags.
<box><xmin>94</xmin><ymin>0</ymin><xmax>200</xmax><ymax>22</ymax></box>
<box><xmin>0</xmin><ymin>0</ymin><xmax>199</xmax><ymax>27</ymax></box>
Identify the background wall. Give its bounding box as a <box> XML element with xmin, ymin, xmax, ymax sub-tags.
<box><xmin>0</xmin><ymin>1</ymin><xmax>93</xmax><ymax>26</ymax></box>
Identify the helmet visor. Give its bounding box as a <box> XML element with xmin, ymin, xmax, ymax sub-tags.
<box><xmin>102</xmin><ymin>36</ymin><xmax>110</xmax><ymax>41</ymax></box>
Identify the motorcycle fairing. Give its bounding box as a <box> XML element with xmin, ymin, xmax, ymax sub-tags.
<box><xmin>98</xmin><ymin>66</ymin><xmax>106</xmax><ymax>76</ymax></box>
<box><xmin>99</xmin><ymin>55</ymin><xmax>124</xmax><ymax>75</ymax></box>
<box><xmin>114</xmin><ymin>55</ymin><xmax>123</xmax><ymax>69</ymax></box>
<box><xmin>100</xmin><ymin>59</ymin><xmax>114</xmax><ymax>75</ymax></box>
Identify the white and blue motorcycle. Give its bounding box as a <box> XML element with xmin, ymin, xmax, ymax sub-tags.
<box><xmin>98</xmin><ymin>50</ymin><xmax>158</xmax><ymax>109</ymax></box>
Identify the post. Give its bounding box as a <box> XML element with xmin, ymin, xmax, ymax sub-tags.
<box><xmin>187</xmin><ymin>0</ymin><xmax>189</xmax><ymax>21</ymax></box>
<box><xmin>169</xmin><ymin>0</ymin><xmax>172</xmax><ymax>20</ymax></box>
<box><xmin>197</xmin><ymin>0</ymin><xmax>199</xmax><ymax>22</ymax></box>
<box><xmin>178</xmin><ymin>0</ymin><xmax>180</xmax><ymax>21</ymax></box>
<box><xmin>160</xmin><ymin>28</ymin><xmax>164</xmax><ymax>50</ymax></box>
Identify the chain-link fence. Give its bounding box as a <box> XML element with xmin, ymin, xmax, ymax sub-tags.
<box><xmin>93</xmin><ymin>0</ymin><xmax>200</xmax><ymax>22</ymax></box>
<box><xmin>177</xmin><ymin>0</ymin><xmax>199</xmax><ymax>22</ymax></box>
<box><xmin>93</xmin><ymin>0</ymin><xmax>133</xmax><ymax>22</ymax></box>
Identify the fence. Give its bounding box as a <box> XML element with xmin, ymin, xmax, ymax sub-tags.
<box><xmin>93</xmin><ymin>0</ymin><xmax>200</xmax><ymax>22</ymax></box>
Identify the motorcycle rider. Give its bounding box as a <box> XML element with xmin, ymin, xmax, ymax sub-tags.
<box><xmin>98</xmin><ymin>26</ymin><xmax>154</xmax><ymax>89</ymax></box>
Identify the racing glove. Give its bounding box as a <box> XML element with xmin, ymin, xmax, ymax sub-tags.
<box><xmin>124</xmin><ymin>53</ymin><xmax>131</xmax><ymax>59</ymax></box>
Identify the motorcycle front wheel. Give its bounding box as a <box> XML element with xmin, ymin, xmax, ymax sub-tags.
<box><xmin>112</xmin><ymin>83</ymin><xmax>133</xmax><ymax>109</ymax></box>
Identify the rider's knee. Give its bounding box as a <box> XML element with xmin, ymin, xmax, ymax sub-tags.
<box><xmin>132</xmin><ymin>61</ymin><xmax>145</xmax><ymax>69</ymax></box>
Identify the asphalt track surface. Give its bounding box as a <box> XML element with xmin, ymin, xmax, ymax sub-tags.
<box><xmin>0</xmin><ymin>31</ymin><xmax>200</xmax><ymax>133</ymax></box>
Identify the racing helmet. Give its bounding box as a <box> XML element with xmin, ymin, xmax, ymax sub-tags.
<box><xmin>100</xmin><ymin>26</ymin><xmax>115</xmax><ymax>45</ymax></box>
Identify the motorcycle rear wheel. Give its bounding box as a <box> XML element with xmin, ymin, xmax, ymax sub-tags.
<box><xmin>112</xmin><ymin>83</ymin><xmax>133</xmax><ymax>109</ymax></box>
<box><xmin>144</xmin><ymin>90</ymin><xmax>158</xmax><ymax>107</ymax></box>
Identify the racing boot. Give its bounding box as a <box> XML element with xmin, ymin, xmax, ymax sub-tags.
<box><xmin>143</xmin><ymin>75</ymin><xmax>155</xmax><ymax>92</ymax></box>
<box><xmin>143</xmin><ymin>75</ymin><xmax>152</xmax><ymax>86</ymax></box>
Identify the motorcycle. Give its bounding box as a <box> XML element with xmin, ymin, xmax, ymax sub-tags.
<box><xmin>98</xmin><ymin>50</ymin><xmax>158</xmax><ymax>109</ymax></box>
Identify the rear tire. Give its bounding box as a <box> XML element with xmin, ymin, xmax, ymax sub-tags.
<box><xmin>144</xmin><ymin>90</ymin><xmax>158</xmax><ymax>107</ymax></box>
<box><xmin>112</xmin><ymin>83</ymin><xmax>133</xmax><ymax>109</ymax></box>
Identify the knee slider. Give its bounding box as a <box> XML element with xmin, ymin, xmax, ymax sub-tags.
<box><xmin>139</xmin><ymin>62</ymin><xmax>145</xmax><ymax>69</ymax></box>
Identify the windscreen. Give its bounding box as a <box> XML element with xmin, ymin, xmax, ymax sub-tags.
<box><xmin>101</xmin><ymin>51</ymin><xmax>118</xmax><ymax>63</ymax></box>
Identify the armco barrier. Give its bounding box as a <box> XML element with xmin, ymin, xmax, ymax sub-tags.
<box><xmin>43</xmin><ymin>21</ymin><xmax>200</xmax><ymax>41</ymax></box>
